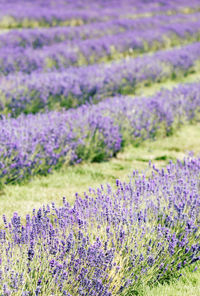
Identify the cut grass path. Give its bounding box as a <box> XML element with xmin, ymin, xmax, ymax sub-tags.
<box><xmin>133</xmin><ymin>68</ymin><xmax>200</xmax><ymax>97</ymax></box>
<box><xmin>1</xmin><ymin>123</ymin><xmax>200</xmax><ymax>221</ymax></box>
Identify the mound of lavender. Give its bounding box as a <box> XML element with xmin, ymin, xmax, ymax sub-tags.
<box><xmin>0</xmin><ymin>0</ymin><xmax>165</xmax><ymax>29</ymax></box>
<box><xmin>0</xmin><ymin>2</ymin><xmax>121</xmax><ymax>28</ymax></box>
<box><xmin>1</xmin><ymin>12</ymin><xmax>200</xmax><ymax>50</ymax></box>
<box><xmin>1</xmin><ymin>18</ymin><xmax>200</xmax><ymax>77</ymax></box>
<box><xmin>1</xmin><ymin>0</ymin><xmax>200</xmax><ymax>28</ymax></box>
<box><xmin>1</xmin><ymin>156</ymin><xmax>200</xmax><ymax>295</ymax></box>
<box><xmin>1</xmin><ymin>42</ymin><xmax>200</xmax><ymax>116</ymax></box>
<box><xmin>0</xmin><ymin>82</ymin><xmax>200</xmax><ymax>186</ymax></box>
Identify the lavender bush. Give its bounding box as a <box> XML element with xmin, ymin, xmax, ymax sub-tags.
<box><xmin>1</xmin><ymin>19</ymin><xmax>200</xmax><ymax>76</ymax></box>
<box><xmin>0</xmin><ymin>156</ymin><xmax>200</xmax><ymax>295</ymax></box>
<box><xmin>0</xmin><ymin>82</ymin><xmax>200</xmax><ymax>186</ymax></box>
<box><xmin>0</xmin><ymin>0</ymin><xmax>158</xmax><ymax>29</ymax></box>
<box><xmin>1</xmin><ymin>12</ymin><xmax>200</xmax><ymax>50</ymax></box>
<box><xmin>0</xmin><ymin>0</ymin><xmax>200</xmax><ymax>28</ymax></box>
<box><xmin>1</xmin><ymin>42</ymin><xmax>200</xmax><ymax>116</ymax></box>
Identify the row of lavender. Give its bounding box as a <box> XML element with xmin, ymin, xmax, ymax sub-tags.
<box><xmin>0</xmin><ymin>81</ymin><xmax>200</xmax><ymax>187</ymax></box>
<box><xmin>1</xmin><ymin>18</ymin><xmax>200</xmax><ymax>76</ymax></box>
<box><xmin>1</xmin><ymin>42</ymin><xmax>200</xmax><ymax>117</ymax></box>
<box><xmin>1</xmin><ymin>12</ymin><xmax>200</xmax><ymax>49</ymax></box>
<box><xmin>1</xmin><ymin>0</ymin><xmax>200</xmax><ymax>28</ymax></box>
<box><xmin>1</xmin><ymin>156</ymin><xmax>200</xmax><ymax>295</ymax></box>
<box><xmin>0</xmin><ymin>0</ymin><xmax>134</xmax><ymax>28</ymax></box>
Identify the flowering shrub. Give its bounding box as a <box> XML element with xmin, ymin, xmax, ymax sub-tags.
<box><xmin>0</xmin><ymin>0</ymin><xmax>200</xmax><ymax>29</ymax></box>
<box><xmin>0</xmin><ymin>81</ymin><xmax>200</xmax><ymax>186</ymax></box>
<box><xmin>1</xmin><ymin>18</ymin><xmax>200</xmax><ymax>76</ymax></box>
<box><xmin>1</xmin><ymin>13</ymin><xmax>200</xmax><ymax>50</ymax></box>
<box><xmin>0</xmin><ymin>157</ymin><xmax>200</xmax><ymax>295</ymax></box>
<box><xmin>1</xmin><ymin>42</ymin><xmax>200</xmax><ymax>116</ymax></box>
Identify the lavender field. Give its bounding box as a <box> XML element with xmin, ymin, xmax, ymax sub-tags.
<box><xmin>0</xmin><ymin>1</ymin><xmax>200</xmax><ymax>295</ymax></box>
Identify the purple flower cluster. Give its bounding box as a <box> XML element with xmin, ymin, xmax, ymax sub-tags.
<box><xmin>0</xmin><ymin>2</ymin><xmax>119</xmax><ymax>28</ymax></box>
<box><xmin>0</xmin><ymin>156</ymin><xmax>200</xmax><ymax>294</ymax></box>
<box><xmin>0</xmin><ymin>81</ymin><xmax>200</xmax><ymax>186</ymax></box>
<box><xmin>1</xmin><ymin>42</ymin><xmax>200</xmax><ymax>116</ymax></box>
<box><xmin>0</xmin><ymin>0</ymin><xmax>200</xmax><ymax>28</ymax></box>
<box><xmin>1</xmin><ymin>12</ymin><xmax>199</xmax><ymax>50</ymax></box>
<box><xmin>1</xmin><ymin>18</ymin><xmax>200</xmax><ymax>76</ymax></box>
<box><xmin>0</xmin><ymin>107</ymin><xmax>121</xmax><ymax>186</ymax></box>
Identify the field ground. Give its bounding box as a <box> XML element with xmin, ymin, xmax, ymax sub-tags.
<box><xmin>144</xmin><ymin>263</ymin><xmax>200</xmax><ymax>296</ymax></box>
<box><xmin>134</xmin><ymin>71</ymin><xmax>200</xmax><ymax>97</ymax></box>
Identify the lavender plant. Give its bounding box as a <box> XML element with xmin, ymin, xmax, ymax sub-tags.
<box><xmin>0</xmin><ymin>0</ymin><xmax>200</xmax><ymax>28</ymax></box>
<box><xmin>0</xmin><ymin>156</ymin><xmax>200</xmax><ymax>295</ymax></box>
<box><xmin>1</xmin><ymin>12</ymin><xmax>200</xmax><ymax>50</ymax></box>
<box><xmin>1</xmin><ymin>41</ymin><xmax>200</xmax><ymax>117</ymax></box>
<box><xmin>1</xmin><ymin>19</ymin><xmax>200</xmax><ymax>76</ymax></box>
<box><xmin>0</xmin><ymin>82</ymin><xmax>200</xmax><ymax>186</ymax></box>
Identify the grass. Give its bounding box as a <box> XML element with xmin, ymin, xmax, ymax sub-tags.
<box><xmin>144</xmin><ymin>264</ymin><xmax>200</xmax><ymax>296</ymax></box>
<box><xmin>134</xmin><ymin>70</ymin><xmax>200</xmax><ymax>97</ymax></box>
<box><xmin>1</xmin><ymin>122</ymin><xmax>200</xmax><ymax>222</ymax></box>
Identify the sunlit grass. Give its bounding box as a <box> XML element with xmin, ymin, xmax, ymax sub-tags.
<box><xmin>134</xmin><ymin>70</ymin><xmax>200</xmax><ymax>97</ymax></box>
<box><xmin>144</xmin><ymin>263</ymin><xmax>200</xmax><ymax>296</ymax></box>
